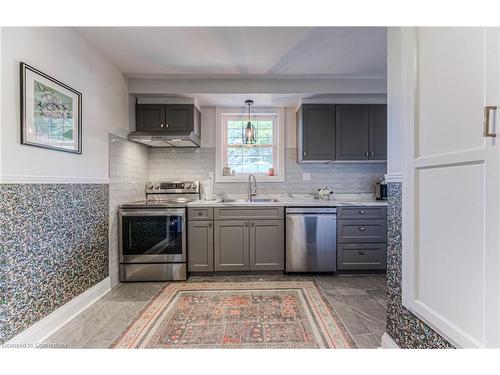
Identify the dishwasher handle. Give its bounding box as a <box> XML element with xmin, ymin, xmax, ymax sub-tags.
<box><xmin>286</xmin><ymin>207</ymin><xmax>337</xmax><ymax>214</ymax></box>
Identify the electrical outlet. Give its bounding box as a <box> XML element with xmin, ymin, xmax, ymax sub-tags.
<box><xmin>302</xmin><ymin>173</ymin><xmax>311</xmax><ymax>181</ymax></box>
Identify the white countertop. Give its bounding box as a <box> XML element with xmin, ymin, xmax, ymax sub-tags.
<box><xmin>187</xmin><ymin>193</ymin><xmax>387</xmax><ymax>208</ymax></box>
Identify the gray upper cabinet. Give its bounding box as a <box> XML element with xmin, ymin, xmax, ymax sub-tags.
<box><xmin>214</xmin><ymin>220</ymin><xmax>250</xmax><ymax>271</ymax></box>
<box><xmin>188</xmin><ymin>221</ymin><xmax>214</xmax><ymax>272</ymax></box>
<box><xmin>249</xmin><ymin>220</ymin><xmax>284</xmax><ymax>271</ymax></box>
<box><xmin>369</xmin><ymin>104</ymin><xmax>387</xmax><ymax>160</ymax></box>
<box><xmin>336</xmin><ymin>104</ymin><xmax>387</xmax><ymax>161</ymax></box>
<box><xmin>136</xmin><ymin>104</ymin><xmax>166</xmax><ymax>131</ymax></box>
<box><xmin>297</xmin><ymin>103</ymin><xmax>387</xmax><ymax>162</ymax></box>
<box><xmin>335</xmin><ymin>104</ymin><xmax>371</xmax><ymax>160</ymax></box>
<box><xmin>136</xmin><ymin>104</ymin><xmax>200</xmax><ymax>134</ymax></box>
<box><xmin>297</xmin><ymin>104</ymin><xmax>335</xmax><ymax>162</ymax></box>
<box><xmin>165</xmin><ymin>104</ymin><xmax>193</xmax><ymax>132</ymax></box>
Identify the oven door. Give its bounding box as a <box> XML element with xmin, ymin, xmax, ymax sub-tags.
<box><xmin>119</xmin><ymin>208</ymin><xmax>186</xmax><ymax>263</ymax></box>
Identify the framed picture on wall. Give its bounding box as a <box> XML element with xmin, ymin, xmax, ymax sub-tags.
<box><xmin>20</xmin><ymin>62</ymin><xmax>82</xmax><ymax>154</ymax></box>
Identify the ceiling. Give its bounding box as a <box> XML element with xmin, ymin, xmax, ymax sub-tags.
<box><xmin>76</xmin><ymin>27</ymin><xmax>387</xmax><ymax>78</ymax></box>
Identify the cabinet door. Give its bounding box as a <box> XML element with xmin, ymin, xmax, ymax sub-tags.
<box><xmin>335</xmin><ymin>104</ymin><xmax>370</xmax><ymax>160</ymax></box>
<box><xmin>301</xmin><ymin>104</ymin><xmax>335</xmax><ymax>161</ymax></box>
<box><xmin>249</xmin><ymin>220</ymin><xmax>284</xmax><ymax>271</ymax></box>
<box><xmin>337</xmin><ymin>219</ymin><xmax>387</xmax><ymax>243</ymax></box>
<box><xmin>214</xmin><ymin>221</ymin><xmax>249</xmax><ymax>271</ymax></box>
<box><xmin>188</xmin><ymin>221</ymin><xmax>214</xmax><ymax>272</ymax></box>
<box><xmin>165</xmin><ymin>104</ymin><xmax>193</xmax><ymax>132</ymax></box>
<box><xmin>136</xmin><ymin>104</ymin><xmax>166</xmax><ymax>131</ymax></box>
<box><xmin>369</xmin><ymin>104</ymin><xmax>387</xmax><ymax>160</ymax></box>
<box><xmin>337</xmin><ymin>243</ymin><xmax>387</xmax><ymax>270</ymax></box>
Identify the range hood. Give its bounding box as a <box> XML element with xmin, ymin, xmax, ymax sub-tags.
<box><xmin>128</xmin><ymin>131</ymin><xmax>201</xmax><ymax>148</ymax></box>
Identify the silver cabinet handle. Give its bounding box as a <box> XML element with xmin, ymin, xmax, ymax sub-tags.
<box><xmin>370</xmin><ymin>151</ymin><xmax>374</xmax><ymax>157</ymax></box>
<box><xmin>359</xmin><ymin>227</ymin><xmax>366</xmax><ymax>231</ymax></box>
<box><xmin>244</xmin><ymin>222</ymin><xmax>248</xmax><ymax>227</ymax></box>
<box><xmin>484</xmin><ymin>106</ymin><xmax>497</xmax><ymax>137</ymax></box>
<box><xmin>160</xmin><ymin>124</ymin><xmax>164</xmax><ymax>128</ymax></box>
<box><xmin>359</xmin><ymin>210</ymin><xmax>365</xmax><ymax>214</ymax></box>
<box><xmin>208</xmin><ymin>222</ymin><xmax>212</xmax><ymax>228</ymax></box>
<box><xmin>198</xmin><ymin>211</ymin><xmax>203</xmax><ymax>216</ymax></box>
<box><xmin>303</xmin><ymin>152</ymin><xmax>307</xmax><ymax>156</ymax></box>
<box><xmin>250</xmin><ymin>221</ymin><xmax>254</xmax><ymax>227</ymax></box>
<box><xmin>166</xmin><ymin>123</ymin><xmax>169</xmax><ymax>128</ymax></box>
<box><xmin>364</xmin><ymin>152</ymin><xmax>369</xmax><ymax>156</ymax></box>
<box><xmin>358</xmin><ymin>250</ymin><xmax>366</xmax><ymax>255</ymax></box>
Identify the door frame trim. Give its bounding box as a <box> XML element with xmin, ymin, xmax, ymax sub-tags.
<box><xmin>400</xmin><ymin>27</ymin><xmax>492</xmax><ymax>348</ymax></box>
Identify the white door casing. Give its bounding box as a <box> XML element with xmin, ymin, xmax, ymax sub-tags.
<box><xmin>401</xmin><ymin>27</ymin><xmax>500</xmax><ymax>348</ymax></box>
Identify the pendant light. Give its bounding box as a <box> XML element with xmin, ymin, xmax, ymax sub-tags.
<box><xmin>243</xmin><ymin>100</ymin><xmax>256</xmax><ymax>144</ymax></box>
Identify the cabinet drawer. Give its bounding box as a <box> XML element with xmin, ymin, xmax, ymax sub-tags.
<box><xmin>338</xmin><ymin>219</ymin><xmax>386</xmax><ymax>243</ymax></box>
<box><xmin>214</xmin><ymin>207</ymin><xmax>284</xmax><ymax>220</ymax></box>
<box><xmin>337</xmin><ymin>243</ymin><xmax>386</xmax><ymax>270</ymax></box>
<box><xmin>337</xmin><ymin>206</ymin><xmax>386</xmax><ymax>220</ymax></box>
<box><xmin>188</xmin><ymin>207</ymin><xmax>213</xmax><ymax>220</ymax></box>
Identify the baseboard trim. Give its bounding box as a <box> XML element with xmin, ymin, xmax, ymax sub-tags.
<box><xmin>380</xmin><ymin>332</ymin><xmax>400</xmax><ymax>348</ymax></box>
<box><xmin>3</xmin><ymin>277</ymin><xmax>111</xmax><ymax>347</ymax></box>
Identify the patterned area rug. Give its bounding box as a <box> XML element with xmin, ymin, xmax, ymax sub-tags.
<box><xmin>111</xmin><ymin>281</ymin><xmax>356</xmax><ymax>349</ymax></box>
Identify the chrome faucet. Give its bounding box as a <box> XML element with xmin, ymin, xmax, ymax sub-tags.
<box><xmin>248</xmin><ymin>174</ymin><xmax>257</xmax><ymax>202</ymax></box>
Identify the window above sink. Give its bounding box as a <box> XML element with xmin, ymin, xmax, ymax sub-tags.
<box><xmin>215</xmin><ymin>107</ymin><xmax>285</xmax><ymax>183</ymax></box>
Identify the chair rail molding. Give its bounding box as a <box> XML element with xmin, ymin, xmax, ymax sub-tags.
<box><xmin>384</xmin><ymin>172</ymin><xmax>402</xmax><ymax>183</ymax></box>
<box><xmin>0</xmin><ymin>175</ymin><xmax>110</xmax><ymax>184</ymax></box>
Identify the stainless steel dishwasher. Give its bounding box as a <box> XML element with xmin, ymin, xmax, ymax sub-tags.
<box><xmin>285</xmin><ymin>207</ymin><xmax>337</xmax><ymax>272</ymax></box>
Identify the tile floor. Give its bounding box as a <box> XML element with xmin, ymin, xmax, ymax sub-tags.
<box><xmin>45</xmin><ymin>274</ymin><xmax>386</xmax><ymax>349</ymax></box>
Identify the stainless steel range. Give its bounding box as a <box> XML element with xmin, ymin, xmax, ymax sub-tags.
<box><xmin>119</xmin><ymin>180</ymin><xmax>200</xmax><ymax>281</ymax></box>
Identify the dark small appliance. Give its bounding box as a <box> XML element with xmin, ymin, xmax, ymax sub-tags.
<box><xmin>375</xmin><ymin>178</ymin><xmax>387</xmax><ymax>200</ymax></box>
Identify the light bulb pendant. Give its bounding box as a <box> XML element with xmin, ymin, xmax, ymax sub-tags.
<box><xmin>244</xmin><ymin>99</ymin><xmax>256</xmax><ymax>144</ymax></box>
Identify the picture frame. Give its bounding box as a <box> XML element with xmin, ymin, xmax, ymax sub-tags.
<box><xmin>20</xmin><ymin>62</ymin><xmax>82</xmax><ymax>154</ymax></box>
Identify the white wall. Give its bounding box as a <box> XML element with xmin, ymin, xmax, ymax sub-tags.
<box><xmin>0</xmin><ymin>27</ymin><xmax>130</xmax><ymax>183</ymax></box>
<box><xmin>386</xmin><ymin>28</ymin><xmax>404</xmax><ymax>181</ymax></box>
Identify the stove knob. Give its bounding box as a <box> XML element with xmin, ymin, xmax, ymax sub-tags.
<box><xmin>153</xmin><ymin>182</ymin><xmax>160</xmax><ymax>189</ymax></box>
<box><xmin>146</xmin><ymin>181</ymin><xmax>153</xmax><ymax>190</ymax></box>
<box><xmin>185</xmin><ymin>183</ymin><xmax>191</xmax><ymax>189</ymax></box>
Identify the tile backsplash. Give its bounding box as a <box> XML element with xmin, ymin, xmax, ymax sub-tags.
<box><xmin>148</xmin><ymin>148</ymin><xmax>386</xmax><ymax>195</ymax></box>
<box><xmin>108</xmin><ymin>135</ymin><xmax>149</xmax><ymax>287</ymax></box>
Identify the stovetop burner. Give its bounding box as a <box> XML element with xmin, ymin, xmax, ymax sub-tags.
<box><xmin>120</xmin><ymin>180</ymin><xmax>201</xmax><ymax>209</ymax></box>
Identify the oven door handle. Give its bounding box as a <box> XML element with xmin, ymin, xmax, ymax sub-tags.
<box><xmin>119</xmin><ymin>208</ymin><xmax>186</xmax><ymax>217</ymax></box>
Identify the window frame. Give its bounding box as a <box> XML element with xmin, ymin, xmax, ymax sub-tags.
<box><xmin>215</xmin><ymin>107</ymin><xmax>285</xmax><ymax>183</ymax></box>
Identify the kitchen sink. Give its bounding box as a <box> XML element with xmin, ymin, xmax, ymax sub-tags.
<box><xmin>250</xmin><ymin>198</ymin><xmax>279</xmax><ymax>203</ymax></box>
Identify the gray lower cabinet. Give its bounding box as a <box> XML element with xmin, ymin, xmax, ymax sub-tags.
<box><xmin>337</xmin><ymin>219</ymin><xmax>387</xmax><ymax>243</ymax></box>
<box><xmin>337</xmin><ymin>243</ymin><xmax>386</xmax><ymax>270</ymax></box>
<box><xmin>337</xmin><ymin>206</ymin><xmax>387</xmax><ymax>271</ymax></box>
<box><xmin>249</xmin><ymin>220</ymin><xmax>284</xmax><ymax>270</ymax></box>
<box><xmin>188</xmin><ymin>220</ymin><xmax>214</xmax><ymax>272</ymax></box>
<box><xmin>214</xmin><ymin>220</ymin><xmax>250</xmax><ymax>271</ymax></box>
<box><xmin>189</xmin><ymin>207</ymin><xmax>285</xmax><ymax>273</ymax></box>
